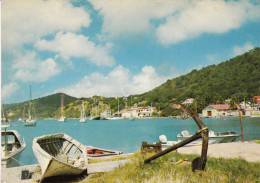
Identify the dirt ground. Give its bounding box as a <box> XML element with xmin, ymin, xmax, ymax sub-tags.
<box><xmin>177</xmin><ymin>141</ymin><xmax>260</xmax><ymax>162</ymax></box>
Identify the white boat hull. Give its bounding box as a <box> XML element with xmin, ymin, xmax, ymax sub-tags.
<box><xmin>58</xmin><ymin>116</ymin><xmax>66</xmax><ymax>122</ymax></box>
<box><xmin>1</xmin><ymin>130</ymin><xmax>26</xmax><ymax>168</ymax></box>
<box><xmin>32</xmin><ymin>133</ymin><xmax>88</xmax><ymax>182</ymax></box>
<box><xmin>24</xmin><ymin>119</ymin><xmax>37</xmax><ymax>126</ymax></box>
<box><xmin>79</xmin><ymin>118</ymin><xmax>86</xmax><ymax>123</ymax></box>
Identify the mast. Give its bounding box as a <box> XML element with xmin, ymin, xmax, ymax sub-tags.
<box><xmin>81</xmin><ymin>100</ymin><xmax>85</xmax><ymax>118</ymax></box>
<box><xmin>28</xmin><ymin>85</ymin><xmax>32</xmax><ymax>120</ymax></box>
<box><xmin>118</xmin><ymin>97</ymin><xmax>119</xmax><ymax>116</ymax></box>
<box><xmin>2</xmin><ymin>104</ymin><xmax>6</xmax><ymax>122</ymax></box>
<box><xmin>61</xmin><ymin>93</ymin><xmax>64</xmax><ymax>117</ymax></box>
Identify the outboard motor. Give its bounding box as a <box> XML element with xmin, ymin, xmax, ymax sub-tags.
<box><xmin>159</xmin><ymin>135</ymin><xmax>167</xmax><ymax>144</ymax></box>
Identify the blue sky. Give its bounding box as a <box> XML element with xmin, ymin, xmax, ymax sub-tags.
<box><xmin>2</xmin><ymin>0</ymin><xmax>260</xmax><ymax>104</ymax></box>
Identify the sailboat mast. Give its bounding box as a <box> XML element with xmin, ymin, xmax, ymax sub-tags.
<box><xmin>61</xmin><ymin>93</ymin><xmax>64</xmax><ymax>116</ymax></box>
<box><xmin>118</xmin><ymin>97</ymin><xmax>119</xmax><ymax>116</ymax></box>
<box><xmin>28</xmin><ymin>85</ymin><xmax>32</xmax><ymax>119</ymax></box>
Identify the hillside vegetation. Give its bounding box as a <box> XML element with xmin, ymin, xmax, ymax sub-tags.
<box><xmin>3</xmin><ymin>48</ymin><xmax>260</xmax><ymax>119</ymax></box>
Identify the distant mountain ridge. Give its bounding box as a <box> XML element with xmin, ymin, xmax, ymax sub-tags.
<box><xmin>3</xmin><ymin>48</ymin><xmax>260</xmax><ymax>119</ymax></box>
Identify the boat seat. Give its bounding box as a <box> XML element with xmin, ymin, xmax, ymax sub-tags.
<box><xmin>57</xmin><ymin>153</ymin><xmax>68</xmax><ymax>162</ymax></box>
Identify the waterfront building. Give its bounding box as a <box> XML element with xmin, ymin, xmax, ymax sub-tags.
<box><xmin>202</xmin><ymin>104</ymin><xmax>240</xmax><ymax>117</ymax></box>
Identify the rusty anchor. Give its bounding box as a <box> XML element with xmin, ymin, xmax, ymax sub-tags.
<box><xmin>144</xmin><ymin>104</ymin><xmax>209</xmax><ymax>171</ymax></box>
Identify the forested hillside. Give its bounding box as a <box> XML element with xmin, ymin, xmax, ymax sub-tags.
<box><xmin>137</xmin><ymin>47</ymin><xmax>260</xmax><ymax>115</ymax></box>
<box><xmin>3</xmin><ymin>48</ymin><xmax>260</xmax><ymax>119</ymax></box>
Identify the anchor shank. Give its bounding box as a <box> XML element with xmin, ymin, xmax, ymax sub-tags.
<box><xmin>144</xmin><ymin>131</ymin><xmax>203</xmax><ymax>164</ymax></box>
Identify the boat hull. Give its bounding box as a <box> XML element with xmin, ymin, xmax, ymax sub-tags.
<box><xmin>32</xmin><ymin>133</ymin><xmax>88</xmax><ymax>182</ymax></box>
<box><xmin>1</xmin><ymin>144</ymin><xmax>26</xmax><ymax>168</ymax></box>
<box><xmin>79</xmin><ymin>118</ymin><xmax>86</xmax><ymax>123</ymax></box>
<box><xmin>1</xmin><ymin>130</ymin><xmax>26</xmax><ymax>168</ymax></box>
<box><xmin>24</xmin><ymin>120</ymin><xmax>37</xmax><ymax>126</ymax></box>
<box><xmin>58</xmin><ymin>116</ymin><xmax>66</xmax><ymax>122</ymax></box>
<box><xmin>86</xmin><ymin>146</ymin><xmax>123</xmax><ymax>157</ymax></box>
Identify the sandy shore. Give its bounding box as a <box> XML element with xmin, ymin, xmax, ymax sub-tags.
<box><xmin>177</xmin><ymin>141</ymin><xmax>260</xmax><ymax>162</ymax></box>
<box><xmin>1</xmin><ymin>159</ymin><xmax>129</xmax><ymax>183</ymax></box>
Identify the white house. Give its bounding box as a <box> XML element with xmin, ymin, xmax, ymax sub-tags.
<box><xmin>118</xmin><ymin>107</ymin><xmax>157</xmax><ymax>119</ymax></box>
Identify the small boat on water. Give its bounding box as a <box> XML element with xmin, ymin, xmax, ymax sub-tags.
<box><xmin>105</xmin><ymin>116</ymin><xmax>124</xmax><ymax>120</ymax></box>
<box><xmin>79</xmin><ymin>100</ymin><xmax>86</xmax><ymax>123</ymax></box>
<box><xmin>86</xmin><ymin>146</ymin><xmax>123</xmax><ymax>157</ymax></box>
<box><xmin>24</xmin><ymin>86</ymin><xmax>37</xmax><ymax>126</ymax></box>
<box><xmin>1</xmin><ymin>125</ymin><xmax>26</xmax><ymax>167</ymax></box>
<box><xmin>58</xmin><ymin>93</ymin><xmax>66</xmax><ymax>122</ymax></box>
<box><xmin>177</xmin><ymin>130</ymin><xmax>240</xmax><ymax>143</ymax></box>
<box><xmin>157</xmin><ymin>130</ymin><xmax>240</xmax><ymax>148</ymax></box>
<box><xmin>32</xmin><ymin>133</ymin><xmax>88</xmax><ymax>182</ymax></box>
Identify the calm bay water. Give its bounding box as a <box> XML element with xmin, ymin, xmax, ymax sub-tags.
<box><xmin>3</xmin><ymin>117</ymin><xmax>260</xmax><ymax>167</ymax></box>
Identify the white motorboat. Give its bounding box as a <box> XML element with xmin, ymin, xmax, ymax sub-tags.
<box><xmin>105</xmin><ymin>116</ymin><xmax>123</xmax><ymax>120</ymax></box>
<box><xmin>24</xmin><ymin>86</ymin><xmax>37</xmax><ymax>126</ymax></box>
<box><xmin>32</xmin><ymin>133</ymin><xmax>88</xmax><ymax>182</ymax></box>
<box><xmin>1</xmin><ymin>125</ymin><xmax>26</xmax><ymax>167</ymax></box>
<box><xmin>158</xmin><ymin>134</ymin><xmax>217</xmax><ymax>148</ymax></box>
<box><xmin>79</xmin><ymin>100</ymin><xmax>86</xmax><ymax>123</ymax></box>
<box><xmin>24</xmin><ymin>119</ymin><xmax>37</xmax><ymax>126</ymax></box>
<box><xmin>58</xmin><ymin>93</ymin><xmax>66</xmax><ymax>122</ymax></box>
<box><xmin>177</xmin><ymin>130</ymin><xmax>240</xmax><ymax>143</ymax></box>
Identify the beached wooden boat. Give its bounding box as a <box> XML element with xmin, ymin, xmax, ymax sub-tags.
<box><xmin>1</xmin><ymin>125</ymin><xmax>26</xmax><ymax>167</ymax></box>
<box><xmin>32</xmin><ymin>133</ymin><xmax>88</xmax><ymax>182</ymax></box>
<box><xmin>86</xmin><ymin>146</ymin><xmax>123</xmax><ymax>157</ymax></box>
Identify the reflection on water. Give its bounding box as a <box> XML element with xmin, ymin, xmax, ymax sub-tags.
<box><xmin>2</xmin><ymin>117</ymin><xmax>260</xmax><ymax>167</ymax></box>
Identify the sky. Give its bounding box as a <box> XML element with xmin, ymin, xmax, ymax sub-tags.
<box><xmin>1</xmin><ymin>0</ymin><xmax>260</xmax><ymax>104</ymax></box>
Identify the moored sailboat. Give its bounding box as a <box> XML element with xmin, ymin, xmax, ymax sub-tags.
<box><xmin>24</xmin><ymin>86</ymin><xmax>37</xmax><ymax>126</ymax></box>
<box><xmin>79</xmin><ymin>100</ymin><xmax>86</xmax><ymax>123</ymax></box>
<box><xmin>58</xmin><ymin>93</ymin><xmax>66</xmax><ymax>122</ymax></box>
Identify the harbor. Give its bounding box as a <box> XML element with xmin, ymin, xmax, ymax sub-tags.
<box><xmin>2</xmin><ymin>1</ymin><xmax>260</xmax><ymax>182</ymax></box>
<box><xmin>1</xmin><ymin>117</ymin><xmax>260</xmax><ymax>167</ymax></box>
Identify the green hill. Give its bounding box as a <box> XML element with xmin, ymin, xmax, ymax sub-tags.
<box><xmin>136</xmin><ymin>47</ymin><xmax>260</xmax><ymax>115</ymax></box>
<box><xmin>3</xmin><ymin>93</ymin><xmax>78</xmax><ymax>119</ymax></box>
<box><xmin>3</xmin><ymin>48</ymin><xmax>260</xmax><ymax>119</ymax></box>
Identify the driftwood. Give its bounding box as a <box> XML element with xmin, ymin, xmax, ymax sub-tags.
<box><xmin>144</xmin><ymin>104</ymin><xmax>209</xmax><ymax>171</ymax></box>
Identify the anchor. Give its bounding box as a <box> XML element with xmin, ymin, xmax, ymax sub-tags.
<box><xmin>144</xmin><ymin>104</ymin><xmax>209</xmax><ymax>171</ymax></box>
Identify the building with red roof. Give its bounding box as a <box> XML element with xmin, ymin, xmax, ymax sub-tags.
<box><xmin>202</xmin><ymin>104</ymin><xmax>239</xmax><ymax>117</ymax></box>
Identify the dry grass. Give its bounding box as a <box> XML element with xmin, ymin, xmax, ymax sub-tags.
<box><xmin>84</xmin><ymin>151</ymin><xmax>260</xmax><ymax>183</ymax></box>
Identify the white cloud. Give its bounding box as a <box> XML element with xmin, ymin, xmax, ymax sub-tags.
<box><xmin>57</xmin><ymin>65</ymin><xmax>169</xmax><ymax>98</ymax></box>
<box><xmin>232</xmin><ymin>42</ymin><xmax>254</xmax><ymax>56</ymax></box>
<box><xmin>12</xmin><ymin>51</ymin><xmax>61</xmax><ymax>82</ymax></box>
<box><xmin>88</xmin><ymin>0</ymin><xmax>188</xmax><ymax>38</ymax></box>
<box><xmin>2</xmin><ymin>83</ymin><xmax>20</xmax><ymax>99</ymax></box>
<box><xmin>2</xmin><ymin>0</ymin><xmax>91</xmax><ymax>51</ymax></box>
<box><xmin>35</xmin><ymin>32</ymin><xmax>115</xmax><ymax>66</ymax></box>
<box><xmin>156</xmin><ymin>0</ymin><xmax>260</xmax><ymax>45</ymax></box>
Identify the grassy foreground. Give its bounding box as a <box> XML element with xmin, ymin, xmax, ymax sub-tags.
<box><xmin>85</xmin><ymin>151</ymin><xmax>260</xmax><ymax>183</ymax></box>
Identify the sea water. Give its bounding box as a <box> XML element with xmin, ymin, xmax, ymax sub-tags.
<box><xmin>2</xmin><ymin>117</ymin><xmax>260</xmax><ymax>167</ymax></box>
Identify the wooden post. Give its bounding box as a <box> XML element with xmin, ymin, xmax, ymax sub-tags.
<box><xmin>234</xmin><ymin>102</ymin><xmax>244</xmax><ymax>142</ymax></box>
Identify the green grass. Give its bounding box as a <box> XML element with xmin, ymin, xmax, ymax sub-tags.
<box><xmin>85</xmin><ymin>151</ymin><xmax>260</xmax><ymax>183</ymax></box>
